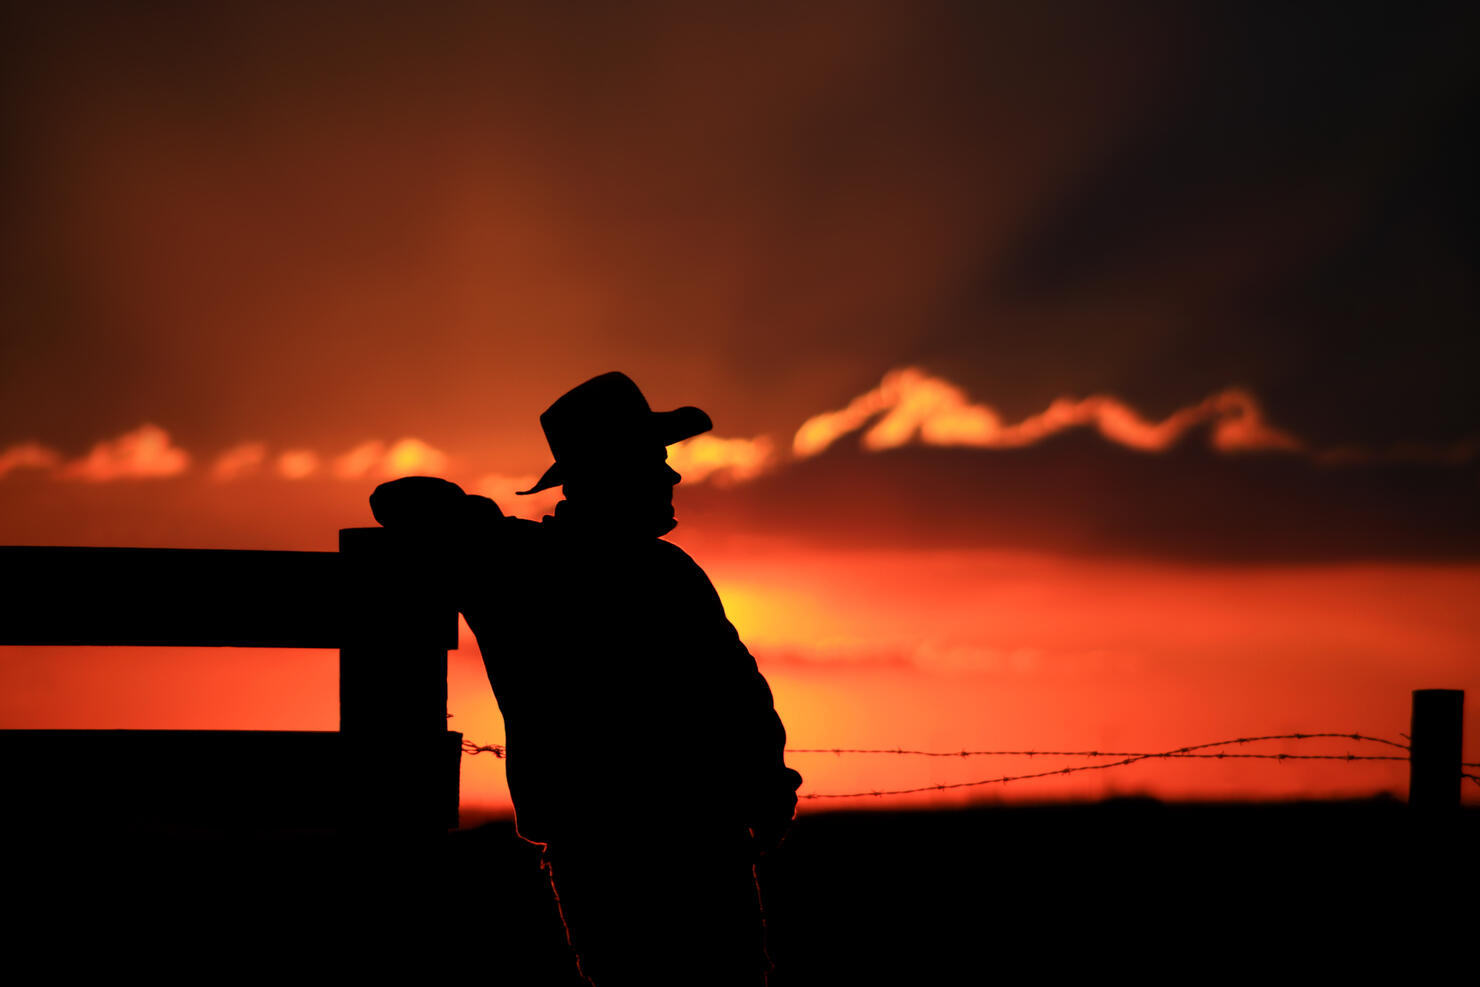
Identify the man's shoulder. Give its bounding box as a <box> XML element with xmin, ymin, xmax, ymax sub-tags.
<box><xmin>652</xmin><ymin>538</ymin><xmax>721</xmax><ymax>592</ymax></box>
<box><xmin>653</xmin><ymin>536</ymin><xmax>702</xmax><ymax>567</ymax></box>
<box><xmin>494</xmin><ymin>515</ymin><xmax>546</xmax><ymax>553</ymax></box>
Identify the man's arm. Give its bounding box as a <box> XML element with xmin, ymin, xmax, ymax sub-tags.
<box><xmin>369</xmin><ymin>476</ymin><xmax>508</xmax><ymax>608</ymax></box>
<box><xmin>370</xmin><ymin>475</ymin><xmax>504</xmax><ymax>534</ymax></box>
<box><xmin>725</xmin><ymin>625</ymin><xmax>803</xmax><ymax>853</ymax></box>
<box><xmin>678</xmin><ymin>552</ymin><xmax>802</xmax><ymax>852</ymax></box>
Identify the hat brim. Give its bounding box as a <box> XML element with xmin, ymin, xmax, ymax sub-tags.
<box><xmin>516</xmin><ymin>405</ymin><xmax>712</xmax><ymax>495</ymax></box>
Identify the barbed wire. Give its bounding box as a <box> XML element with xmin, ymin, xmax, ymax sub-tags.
<box><xmin>799</xmin><ymin>735</ymin><xmax>1411</xmax><ymax>800</ymax></box>
<box><xmin>450</xmin><ymin>726</ymin><xmax>1472</xmax><ymax>800</ymax></box>
<box><xmin>448</xmin><ymin>713</ymin><xmax>507</xmax><ymax>758</ymax></box>
<box><xmin>463</xmin><ymin>740</ymin><xmax>505</xmax><ymax>758</ymax></box>
<box><xmin>456</xmin><ymin>732</ymin><xmax>1407</xmax><ymax>764</ymax></box>
<box><xmin>784</xmin><ymin>732</ymin><xmax>1409</xmax><ymax>758</ymax></box>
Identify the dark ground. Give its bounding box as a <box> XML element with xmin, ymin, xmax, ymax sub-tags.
<box><xmin>8</xmin><ymin>798</ymin><xmax>1475</xmax><ymax>984</ymax></box>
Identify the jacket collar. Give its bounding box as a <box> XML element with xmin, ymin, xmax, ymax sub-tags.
<box><xmin>545</xmin><ymin>498</ymin><xmax>676</xmax><ymax>543</ymax></box>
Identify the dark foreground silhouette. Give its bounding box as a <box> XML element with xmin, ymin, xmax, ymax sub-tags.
<box><xmin>370</xmin><ymin>372</ymin><xmax>802</xmax><ymax>985</ymax></box>
<box><xmin>6</xmin><ymin>799</ymin><xmax>1474</xmax><ymax>985</ymax></box>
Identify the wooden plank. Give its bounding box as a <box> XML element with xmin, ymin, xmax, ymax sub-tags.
<box><xmin>0</xmin><ymin>729</ymin><xmax>463</xmax><ymax>830</ymax></box>
<box><xmin>0</xmin><ymin>540</ymin><xmax>457</xmax><ymax>648</ymax></box>
<box><xmin>2</xmin><ymin>729</ymin><xmax>344</xmax><ymax>828</ymax></box>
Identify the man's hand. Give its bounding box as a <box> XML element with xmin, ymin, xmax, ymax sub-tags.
<box><xmin>750</xmin><ymin>768</ymin><xmax>803</xmax><ymax>855</ymax></box>
<box><xmin>370</xmin><ymin>476</ymin><xmax>469</xmax><ymax>530</ymax></box>
<box><xmin>751</xmin><ymin>816</ymin><xmax>794</xmax><ymax>856</ymax></box>
<box><xmin>462</xmin><ymin>494</ymin><xmax>505</xmax><ymax>526</ymax></box>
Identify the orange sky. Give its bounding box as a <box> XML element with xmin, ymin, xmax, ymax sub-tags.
<box><xmin>3</xmin><ymin>5</ymin><xmax>1478</xmax><ymax>817</ymax></box>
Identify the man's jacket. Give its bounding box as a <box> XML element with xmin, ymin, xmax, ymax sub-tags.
<box><xmin>370</xmin><ymin>476</ymin><xmax>802</xmax><ymax>846</ymax></box>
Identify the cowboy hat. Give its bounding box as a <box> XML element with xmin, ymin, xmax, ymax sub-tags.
<box><xmin>517</xmin><ymin>372</ymin><xmax>712</xmax><ymax>495</ymax></box>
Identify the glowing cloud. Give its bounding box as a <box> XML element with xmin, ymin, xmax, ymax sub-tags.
<box><xmin>666</xmin><ymin>434</ymin><xmax>776</xmax><ymax>485</ymax></box>
<box><xmin>0</xmin><ymin>441</ymin><xmax>61</xmax><ymax>479</ymax></box>
<box><xmin>794</xmin><ymin>367</ymin><xmax>1302</xmax><ymax>458</ymax></box>
<box><xmin>384</xmin><ymin>438</ymin><xmax>449</xmax><ymax>476</ymax></box>
<box><xmin>60</xmin><ymin>424</ymin><xmax>190</xmax><ymax>481</ymax></box>
<box><xmin>276</xmin><ymin>449</ymin><xmax>320</xmax><ymax>480</ymax></box>
<box><xmin>333</xmin><ymin>438</ymin><xmax>450</xmax><ymax>479</ymax></box>
<box><xmin>332</xmin><ymin>441</ymin><xmax>386</xmax><ymax>479</ymax></box>
<box><xmin>211</xmin><ymin>442</ymin><xmax>268</xmax><ymax>481</ymax></box>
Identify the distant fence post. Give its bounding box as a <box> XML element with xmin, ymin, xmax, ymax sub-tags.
<box><xmin>339</xmin><ymin>527</ymin><xmax>461</xmax><ymax>834</ymax></box>
<box><xmin>1408</xmin><ymin>689</ymin><xmax>1463</xmax><ymax>811</ymax></box>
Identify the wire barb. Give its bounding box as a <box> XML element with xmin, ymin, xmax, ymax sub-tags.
<box><xmin>461</xmin><ymin>740</ymin><xmax>505</xmax><ymax>758</ymax></box>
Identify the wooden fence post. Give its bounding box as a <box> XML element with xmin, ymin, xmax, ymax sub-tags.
<box><xmin>1408</xmin><ymin>689</ymin><xmax>1463</xmax><ymax>811</ymax></box>
<box><xmin>339</xmin><ymin>527</ymin><xmax>461</xmax><ymax>834</ymax></box>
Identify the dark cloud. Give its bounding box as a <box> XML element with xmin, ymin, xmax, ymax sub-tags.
<box><xmin>677</xmin><ymin>429</ymin><xmax>1480</xmax><ymax>563</ymax></box>
<box><xmin>991</xmin><ymin>4</ymin><xmax>1465</xmax><ymax>300</ymax></box>
<box><xmin>925</xmin><ymin>2</ymin><xmax>1480</xmax><ymax>440</ymax></box>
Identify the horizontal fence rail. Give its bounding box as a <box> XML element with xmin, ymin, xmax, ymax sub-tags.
<box><xmin>0</xmin><ymin>545</ymin><xmax>345</xmax><ymax>647</ymax></box>
<box><xmin>0</xmin><ymin>543</ymin><xmax>455</xmax><ymax>649</ymax></box>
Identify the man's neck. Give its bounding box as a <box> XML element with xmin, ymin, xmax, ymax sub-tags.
<box><xmin>550</xmin><ymin>498</ymin><xmax>676</xmax><ymax>539</ymax></box>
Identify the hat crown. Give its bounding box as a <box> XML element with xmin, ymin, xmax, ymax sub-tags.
<box><xmin>539</xmin><ymin>373</ymin><xmax>655</xmax><ymax>462</ymax></box>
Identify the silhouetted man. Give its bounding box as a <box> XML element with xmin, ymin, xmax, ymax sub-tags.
<box><xmin>369</xmin><ymin>372</ymin><xmax>802</xmax><ymax>986</ymax></box>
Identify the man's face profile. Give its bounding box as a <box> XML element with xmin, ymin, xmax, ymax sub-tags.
<box><xmin>562</xmin><ymin>445</ymin><xmax>682</xmax><ymax>536</ymax></box>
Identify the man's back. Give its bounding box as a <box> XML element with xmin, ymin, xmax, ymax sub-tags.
<box><xmin>371</xmin><ymin>482</ymin><xmax>799</xmax><ymax>845</ymax></box>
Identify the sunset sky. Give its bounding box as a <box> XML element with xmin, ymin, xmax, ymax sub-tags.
<box><xmin>3</xmin><ymin>3</ymin><xmax>1477</xmax><ymax>815</ymax></box>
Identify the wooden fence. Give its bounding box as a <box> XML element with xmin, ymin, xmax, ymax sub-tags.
<box><xmin>1</xmin><ymin>529</ymin><xmax>1469</xmax><ymax>830</ymax></box>
<box><xmin>0</xmin><ymin>528</ymin><xmax>461</xmax><ymax>833</ymax></box>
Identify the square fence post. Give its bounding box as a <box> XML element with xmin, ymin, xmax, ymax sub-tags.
<box><xmin>1408</xmin><ymin>689</ymin><xmax>1463</xmax><ymax>812</ymax></box>
<box><xmin>339</xmin><ymin>527</ymin><xmax>462</xmax><ymax>834</ymax></box>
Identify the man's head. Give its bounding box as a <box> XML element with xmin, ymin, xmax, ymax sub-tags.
<box><xmin>559</xmin><ymin>445</ymin><xmax>683</xmax><ymax>537</ymax></box>
<box><xmin>518</xmin><ymin>372</ymin><xmax>711</xmax><ymax>536</ymax></box>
